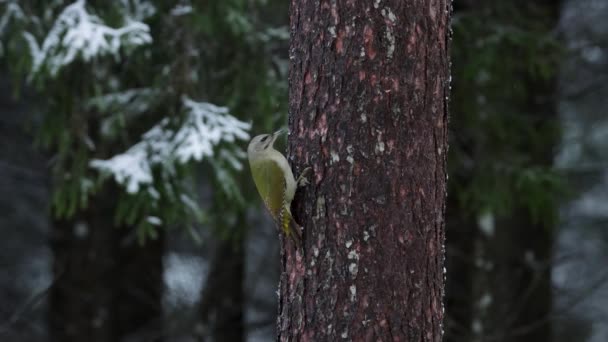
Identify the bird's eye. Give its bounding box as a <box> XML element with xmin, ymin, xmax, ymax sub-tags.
<box><xmin>261</xmin><ymin>135</ymin><xmax>269</xmax><ymax>142</ymax></box>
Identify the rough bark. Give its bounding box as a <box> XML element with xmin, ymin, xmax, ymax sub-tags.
<box><xmin>281</xmin><ymin>0</ymin><xmax>451</xmax><ymax>341</ymax></box>
<box><xmin>49</xmin><ymin>188</ymin><xmax>164</xmax><ymax>342</ymax></box>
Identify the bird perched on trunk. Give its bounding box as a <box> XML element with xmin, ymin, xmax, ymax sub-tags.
<box><xmin>247</xmin><ymin>129</ymin><xmax>311</xmax><ymax>247</ymax></box>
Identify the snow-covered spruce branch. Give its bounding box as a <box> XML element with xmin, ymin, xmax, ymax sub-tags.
<box><xmin>90</xmin><ymin>96</ymin><xmax>251</xmax><ymax>195</ymax></box>
<box><xmin>0</xmin><ymin>1</ymin><xmax>24</xmax><ymax>35</ymax></box>
<box><xmin>0</xmin><ymin>1</ymin><xmax>25</xmax><ymax>56</ymax></box>
<box><xmin>87</xmin><ymin>88</ymin><xmax>159</xmax><ymax>116</ymax></box>
<box><xmin>23</xmin><ymin>0</ymin><xmax>152</xmax><ymax>77</ymax></box>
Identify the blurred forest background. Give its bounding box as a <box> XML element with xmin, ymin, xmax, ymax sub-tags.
<box><xmin>0</xmin><ymin>0</ymin><xmax>606</xmax><ymax>342</ymax></box>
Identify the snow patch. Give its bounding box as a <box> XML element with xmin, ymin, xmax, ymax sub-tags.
<box><xmin>477</xmin><ymin>211</ymin><xmax>495</xmax><ymax>237</ymax></box>
<box><xmin>146</xmin><ymin>216</ymin><xmax>162</xmax><ymax>226</ymax></box>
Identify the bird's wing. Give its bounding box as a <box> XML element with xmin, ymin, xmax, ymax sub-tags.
<box><xmin>251</xmin><ymin>158</ymin><xmax>286</xmax><ymax>222</ymax></box>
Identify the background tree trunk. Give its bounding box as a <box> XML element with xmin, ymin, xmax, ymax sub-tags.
<box><xmin>282</xmin><ymin>0</ymin><xmax>451</xmax><ymax>340</ymax></box>
<box><xmin>199</xmin><ymin>212</ymin><xmax>245</xmax><ymax>342</ymax></box>
<box><xmin>116</xmin><ymin>229</ymin><xmax>164</xmax><ymax>342</ymax></box>
<box><xmin>50</xmin><ymin>196</ymin><xmax>118</xmax><ymax>342</ymax></box>
<box><xmin>444</xmin><ymin>213</ymin><xmax>476</xmax><ymax>340</ymax></box>
<box><xmin>445</xmin><ymin>1</ymin><xmax>560</xmax><ymax>341</ymax></box>
<box><xmin>50</xmin><ymin>188</ymin><xmax>164</xmax><ymax>342</ymax></box>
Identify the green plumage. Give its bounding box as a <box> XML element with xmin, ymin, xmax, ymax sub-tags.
<box><xmin>247</xmin><ymin>131</ymin><xmax>307</xmax><ymax>247</ymax></box>
<box><xmin>250</xmin><ymin>159</ymin><xmax>287</xmax><ymax>224</ymax></box>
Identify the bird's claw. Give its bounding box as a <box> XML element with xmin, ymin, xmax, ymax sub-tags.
<box><xmin>297</xmin><ymin>167</ymin><xmax>312</xmax><ymax>187</ymax></box>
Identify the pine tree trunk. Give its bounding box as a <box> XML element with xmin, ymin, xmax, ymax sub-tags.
<box><xmin>281</xmin><ymin>1</ymin><xmax>451</xmax><ymax>340</ymax></box>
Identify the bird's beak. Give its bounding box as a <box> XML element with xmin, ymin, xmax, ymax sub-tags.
<box><xmin>271</xmin><ymin>128</ymin><xmax>286</xmax><ymax>144</ymax></box>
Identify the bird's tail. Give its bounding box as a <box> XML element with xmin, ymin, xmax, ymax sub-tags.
<box><xmin>282</xmin><ymin>208</ymin><xmax>302</xmax><ymax>248</ymax></box>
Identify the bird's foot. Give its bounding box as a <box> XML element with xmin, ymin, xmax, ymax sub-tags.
<box><xmin>297</xmin><ymin>167</ymin><xmax>312</xmax><ymax>187</ymax></box>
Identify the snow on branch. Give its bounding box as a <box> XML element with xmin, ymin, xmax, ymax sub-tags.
<box><xmin>23</xmin><ymin>0</ymin><xmax>152</xmax><ymax>77</ymax></box>
<box><xmin>87</xmin><ymin>88</ymin><xmax>159</xmax><ymax>114</ymax></box>
<box><xmin>0</xmin><ymin>1</ymin><xmax>24</xmax><ymax>35</ymax></box>
<box><xmin>176</xmin><ymin>96</ymin><xmax>251</xmax><ymax>163</ymax></box>
<box><xmin>119</xmin><ymin>0</ymin><xmax>156</xmax><ymax>21</ymax></box>
<box><xmin>90</xmin><ymin>144</ymin><xmax>152</xmax><ymax>193</ymax></box>
<box><xmin>170</xmin><ymin>3</ymin><xmax>193</xmax><ymax>17</ymax></box>
<box><xmin>90</xmin><ymin>96</ymin><xmax>251</xmax><ymax>194</ymax></box>
<box><xmin>0</xmin><ymin>1</ymin><xmax>25</xmax><ymax>56</ymax></box>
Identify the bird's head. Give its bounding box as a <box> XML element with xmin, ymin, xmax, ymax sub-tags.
<box><xmin>247</xmin><ymin>129</ymin><xmax>284</xmax><ymax>156</ymax></box>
